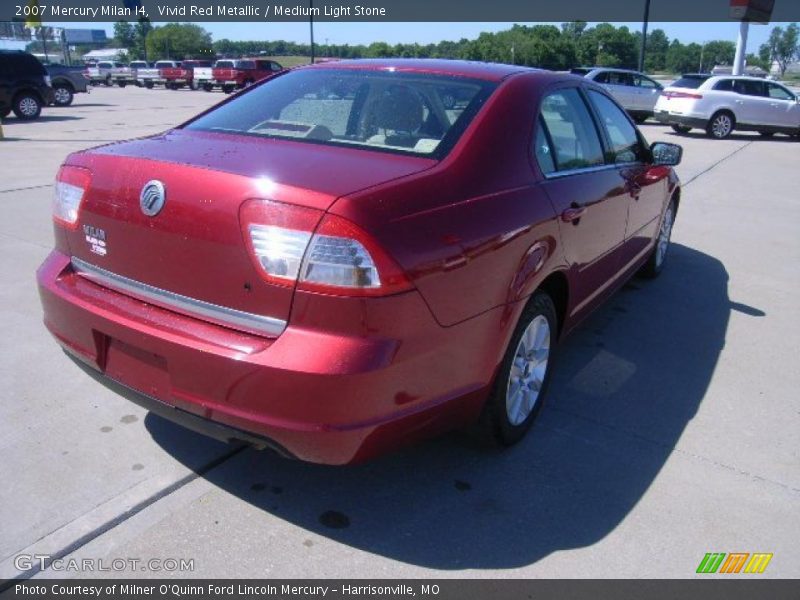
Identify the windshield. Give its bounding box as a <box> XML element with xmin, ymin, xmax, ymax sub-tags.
<box><xmin>185</xmin><ymin>68</ymin><xmax>495</xmax><ymax>157</ymax></box>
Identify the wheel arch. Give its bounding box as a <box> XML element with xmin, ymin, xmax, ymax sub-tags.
<box><xmin>535</xmin><ymin>270</ymin><xmax>569</xmax><ymax>338</ymax></box>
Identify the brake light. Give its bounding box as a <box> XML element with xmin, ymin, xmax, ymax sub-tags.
<box><xmin>664</xmin><ymin>91</ymin><xmax>703</xmax><ymax>100</ymax></box>
<box><xmin>241</xmin><ymin>199</ymin><xmax>412</xmax><ymax>297</ymax></box>
<box><xmin>53</xmin><ymin>165</ymin><xmax>91</xmax><ymax>228</ymax></box>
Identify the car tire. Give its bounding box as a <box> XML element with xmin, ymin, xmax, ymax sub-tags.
<box><xmin>12</xmin><ymin>92</ymin><xmax>42</xmax><ymax>120</ymax></box>
<box><xmin>758</xmin><ymin>131</ymin><xmax>774</xmax><ymax>138</ymax></box>
<box><xmin>52</xmin><ymin>84</ymin><xmax>74</xmax><ymax>106</ymax></box>
<box><xmin>222</xmin><ymin>84</ymin><xmax>235</xmax><ymax>94</ymax></box>
<box><xmin>671</xmin><ymin>124</ymin><xmax>691</xmax><ymax>134</ymax></box>
<box><xmin>706</xmin><ymin>111</ymin><xmax>735</xmax><ymax>139</ymax></box>
<box><xmin>640</xmin><ymin>197</ymin><xmax>677</xmax><ymax>279</ymax></box>
<box><xmin>144</xmin><ymin>81</ymin><xmax>154</xmax><ymax>89</ymax></box>
<box><xmin>202</xmin><ymin>83</ymin><xmax>213</xmax><ymax>92</ymax></box>
<box><xmin>481</xmin><ymin>291</ymin><xmax>557</xmax><ymax>446</ymax></box>
<box><xmin>117</xmin><ymin>81</ymin><xmax>127</xmax><ymax>88</ymax></box>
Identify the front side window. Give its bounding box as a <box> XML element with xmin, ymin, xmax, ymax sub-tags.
<box><xmin>538</xmin><ymin>88</ymin><xmax>605</xmax><ymax>171</ymax></box>
<box><xmin>587</xmin><ymin>90</ymin><xmax>645</xmax><ymax>164</ymax></box>
<box><xmin>767</xmin><ymin>83</ymin><xmax>795</xmax><ymax>101</ymax></box>
<box><xmin>635</xmin><ymin>75</ymin><xmax>660</xmax><ymax>89</ymax></box>
<box><xmin>186</xmin><ymin>69</ymin><xmax>494</xmax><ymax>157</ymax></box>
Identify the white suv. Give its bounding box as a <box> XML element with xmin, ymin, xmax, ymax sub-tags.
<box><xmin>571</xmin><ymin>67</ymin><xmax>664</xmax><ymax>123</ymax></box>
<box><xmin>655</xmin><ymin>74</ymin><xmax>800</xmax><ymax>139</ymax></box>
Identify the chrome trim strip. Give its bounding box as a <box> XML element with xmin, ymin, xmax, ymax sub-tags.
<box><xmin>71</xmin><ymin>257</ymin><xmax>286</xmax><ymax>337</ymax></box>
<box><xmin>544</xmin><ymin>162</ymin><xmax>643</xmax><ymax>180</ymax></box>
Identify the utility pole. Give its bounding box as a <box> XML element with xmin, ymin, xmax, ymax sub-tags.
<box><xmin>638</xmin><ymin>0</ymin><xmax>651</xmax><ymax>72</ymax></box>
<box><xmin>309</xmin><ymin>0</ymin><xmax>315</xmax><ymax>64</ymax></box>
<box><xmin>732</xmin><ymin>20</ymin><xmax>749</xmax><ymax>75</ymax></box>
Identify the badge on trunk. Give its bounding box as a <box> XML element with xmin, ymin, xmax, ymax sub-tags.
<box><xmin>140</xmin><ymin>180</ymin><xmax>166</xmax><ymax>217</ymax></box>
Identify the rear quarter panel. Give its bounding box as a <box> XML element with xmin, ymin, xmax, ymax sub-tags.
<box><xmin>331</xmin><ymin>73</ymin><xmax>568</xmax><ymax>329</ymax></box>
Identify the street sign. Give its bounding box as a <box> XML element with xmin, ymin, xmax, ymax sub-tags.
<box><xmin>63</xmin><ymin>29</ymin><xmax>108</xmax><ymax>44</ymax></box>
<box><xmin>730</xmin><ymin>0</ymin><xmax>775</xmax><ymax>23</ymax></box>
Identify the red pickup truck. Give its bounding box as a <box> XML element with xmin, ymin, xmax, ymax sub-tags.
<box><xmin>209</xmin><ymin>59</ymin><xmax>284</xmax><ymax>93</ymax></box>
<box><xmin>161</xmin><ymin>60</ymin><xmax>214</xmax><ymax>90</ymax></box>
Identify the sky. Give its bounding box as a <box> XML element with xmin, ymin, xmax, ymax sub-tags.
<box><xmin>1</xmin><ymin>21</ymin><xmax>785</xmax><ymax>51</ymax></box>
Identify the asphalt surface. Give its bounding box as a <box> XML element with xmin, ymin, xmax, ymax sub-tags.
<box><xmin>0</xmin><ymin>85</ymin><xmax>798</xmax><ymax>579</ymax></box>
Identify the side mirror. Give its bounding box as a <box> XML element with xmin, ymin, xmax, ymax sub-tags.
<box><xmin>651</xmin><ymin>141</ymin><xmax>682</xmax><ymax>167</ymax></box>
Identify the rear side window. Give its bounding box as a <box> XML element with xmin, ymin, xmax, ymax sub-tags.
<box><xmin>672</xmin><ymin>76</ymin><xmax>709</xmax><ymax>89</ymax></box>
<box><xmin>714</xmin><ymin>79</ymin><xmax>734</xmax><ymax>91</ymax></box>
<box><xmin>538</xmin><ymin>89</ymin><xmax>604</xmax><ymax>172</ymax></box>
<box><xmin>534</xmin><ymin>117</ymin><xmax>556</xmax><ymax>175</ymax></box>
<box><xmin>587</xmin><ymin>90</ymin><xmax>645</xmax><ymax>164</ymax></box>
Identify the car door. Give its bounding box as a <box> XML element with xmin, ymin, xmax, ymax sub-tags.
<box><xmin>765</xmin><ymin>82</ymin><xmax>800</xmax><ymax>130</ymax></box>
<box><xmin>535</xmin><ymin>87</ymin><xmax>629</xmax><ymax>317</ymax></box>
<box><xmin>732</xmin><ymin>79</ymin><xmax>771</xmax><ymax>126</ymax></box>
<box><xmin>595</xmin><ymin>70</ymin><xmax>635</xmax><ymax>111</ymax></box>
<box><xmin>632</xmin><ymin>74</ymin><xmax>663</xmax><ymax>112</ymax></box>
<box><xmin>586</xmin><ymin>89</ymin><xmax>669</xmax><ymax>268</ymax></box>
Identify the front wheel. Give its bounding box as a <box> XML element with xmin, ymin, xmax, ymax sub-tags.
<box><xmin>144</xmin><ymin>81</ymin><xmax>154</xmax><ymax>89</ymax></box>
<box><xmin>481</xmin><ymin>292</ymin><xmax>557</xmax><ymax>446</ymax></box>
<box><xmin>117</xmin><ymin>80</ymin><xmax>127</xmax><ymax>88</ymax></box>
<box><xmin>202</xmin><ymin>83</ymin><xmax>213</xmax><ymax>92</ymax></box>
<box><xmin>640</xmin><ymin>198</ymin><xmax>676</xmax><ymax>278</ymax></box>
<box><xmin>671</xmin><ymin>124</ymin><xmax>691</xmax><ymax>134</ymax></box>
<box><xmin>12</xmin><ymin>93</ymin><xmax>42</xmax><ymax>120</ymax></box>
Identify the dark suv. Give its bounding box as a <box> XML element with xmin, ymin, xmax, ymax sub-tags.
<box><xmin>0</xmin><ymin>50</ymin><xmax>55</xmax><ymax>120</ymax></box>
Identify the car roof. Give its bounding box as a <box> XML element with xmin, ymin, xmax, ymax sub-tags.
<box><xmin>301</xmin><ymin>58</ymin><xmax>539</xmax><ymax>82</ymax></box>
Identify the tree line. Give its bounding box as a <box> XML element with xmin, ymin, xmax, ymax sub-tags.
<box><xmin>30</xmin><ymin>20</ymin><xmax>800</xmax><ymax>76</ymax></box>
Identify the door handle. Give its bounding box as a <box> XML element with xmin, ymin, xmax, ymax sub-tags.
<box><xmin>561</xmin><ymin>204</ymin><xmax>586</xmax><ymax>224</ymax></box>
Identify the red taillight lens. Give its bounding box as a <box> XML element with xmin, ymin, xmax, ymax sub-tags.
<box><xmin>665</xmin><ymin>91</ymin><xmax>703</xmax><ymax>100</ymax></box>
<box><xmin>240</xmin><ymin>199</ymin><xmax>412</xmax><ymax>297</ymax></box>
<box><xmin>298</xmin><ymin>213</ymin><xmax>413</xmax><ymax>297</ymax></box>
<box><xmin>53</xmin><ymin>165</ymin><xmax>91</xmax><ymax>228</ymax></box>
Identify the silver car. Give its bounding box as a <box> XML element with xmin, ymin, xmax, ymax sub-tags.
<box><xmin>571</xmin><ymin>67</ymin><xmax>664</xmax><ymax>123</ymax></box>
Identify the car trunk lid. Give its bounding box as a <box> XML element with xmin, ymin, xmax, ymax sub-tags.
<box><xmin>62</xmin><ymin>129</ymin><xmax>435</xmax><ymax>335</ymax></box>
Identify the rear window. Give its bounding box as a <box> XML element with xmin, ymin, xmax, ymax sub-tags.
<box><xmin>130</xmin><ymin>62</ymin><xmax>148</xmax><ymax>68</ymax></box>
<box><xmin>155</xmin><ymin>62</ymin><xmax>174</xmax><ymax>68</ymax></box>
<box><xmin>185</xmin><ymin>69</ymin><xmax>495</xmax><ymax>158</ymax></box>
<box><xmin>672</xmin><ymin>75</ymin><xmax>709</xmax><ymax>89</ymax></box>
<box><xmin>215</xmin><ymin>61</ymin><xmax>234</xmax><ymax>68</ymax></box>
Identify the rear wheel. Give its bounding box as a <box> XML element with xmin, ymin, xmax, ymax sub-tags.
<box><xmin>640</xmin><ymin>198</ymin><xmax>676</xmax><ymax>278</ymax></box>
<box><xmin>12</xmin><ymin>92</ymin><xmax>42</xmax><ymax>120</ymax></box>
<box><xmin>202</xmin><ymin>83</ymin><xmax>213</xmax><ymax>92</ymax></box>
<box><xmin>671</xmin><ymin>124</ymin><xmax>691</xmax><ymax>134</ymax></box>
<box><xmin>222</xmin><ymin>84</ymin><xmax>235</xmax><ymax>94</ymax></box>
<box><xmin>144</xmin><ymin>81</ymin><xmax>154</xmax><ymax>89</ymax></box>
<box><xmin>706</xmin><ymin>111</ymin><xmax>734</xmax><ymax>139</ymax></box>
<box><xmin>481</xmin><ymin>292</ymin><xmax>557</xmax><ymax>446</ymax></box>
<box><xmin>117</xmin><ymin>80</ymin><xmax>127</xmax><ymax>88</ymax></box>
<box><xmin>52</xmin><ymin>84</ymin><xmax>74</xmax><ymax>106</ymax></box>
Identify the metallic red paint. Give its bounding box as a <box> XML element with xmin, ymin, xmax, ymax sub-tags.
<box><xmin>36</xmin><ymin>60</ymin><xmax>680</xmax><ymax>464</ymax></box>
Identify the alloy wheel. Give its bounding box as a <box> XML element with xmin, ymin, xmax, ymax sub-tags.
<box><xmin>506</xmin><ymin>315</ymin><xmax>551</xmax><ymax>426</ymax></box>
<box><xmin>54</xmin><ymin>87</ymin><xmax>71</xmax><ymax>105</ymax></box>
<box><xmin>656</xmin><ymin>204</ymin><xmax>674</xmax><ymax>268</ymax></box>
<box><xmin>711</xmin><ymin>114</ymin><xmax>732</xmax><ymax>138</ymax></box>
<box><xmin>18</xmin><ymin>97</ymin><xmax>39</xmax><ymax>117</ymax></box>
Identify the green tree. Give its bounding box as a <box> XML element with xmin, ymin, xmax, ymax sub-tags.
<box><xmin>134</xmin><ymin>17</ymin><xmax>152</xmax><ymax>61</ymax></box>
<box><xmin>759</xmin><ymin>23</ymin><xmax>799</xmax><ymax>76</ymax></box>
<box><xmin>113</xmin><ymin>20</ymin><xmax>135</xmax><ymax>50</ymax></box>
<box><xmin>145</xmin><ymin>23</ymin><xmax>212</xmax><ymax>60</ymax></box>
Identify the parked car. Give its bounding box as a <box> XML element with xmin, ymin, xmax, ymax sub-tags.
<box><xmin>655</xmin><ymin>74</ymin><xmax>800</xmax><ymax>139</ymax></box>
<box><xmin>0</xmin><ymin>50</ymin><xmax>54</xmax><ymax>120</ymax></box>
<box><xmin>128</xmin><ymin>61</ymin><xmax>150</xmax><ymax>85</ymax></box>
<box><xmin>571</xmin><ymin>67</ymin><xmax>664</xmax><ymax>123</ymax></box>
<box><xmin>37</xmin><ymin>60</ymin><xmax>682</xmax><ymax>464</ymax></box>
<box><xmin>86</xmin><ymin>61</ymin><xmax>130</xmax><ymax>87</ymax></box>
<box><xmin>210</xmin><ymin>58</ymin><xmax>283</xmax><ymax>93</ymax></box>
<box><xmin>162</xmin><ymin>60</ymin><xmax>213</xmax><ymax>90</ymax></box>
<box><xmin>46</xmin><ymin>65</ymin><xmax>89</xmax><ymax>106</ymax></box>
<box><xmin>136</xmin><ymin>61</ymin><xmax>181</xmax><ymax>89</ymax></box>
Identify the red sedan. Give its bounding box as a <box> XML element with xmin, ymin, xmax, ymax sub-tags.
<box><xmin>37</xmin><ymin>59</ymin><xmax>682</xmax><ymax>464</ymax></box>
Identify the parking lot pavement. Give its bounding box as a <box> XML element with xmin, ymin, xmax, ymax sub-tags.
<box><xmin>1</xmin><ymin>86</ymin><xmax>798</xmax><ymax>579</ymax></box>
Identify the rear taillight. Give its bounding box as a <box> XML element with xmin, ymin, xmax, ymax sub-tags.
<box><xmin>53</xmin><ymin>165</ymin><xmax>91</xmax><ymax>228</ymax></box>
<box><xmin>664</xmin><ymin>91</ymin><xmax>703</xmax><ymax>100</ymax></box>
<box><xmin>241</xmin><ymin>199</ymin><xmax>412</xmax><ymax>297</ymax></box>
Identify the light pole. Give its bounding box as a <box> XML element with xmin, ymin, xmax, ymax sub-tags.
<box><xmin>638</xmin><ymin>0</ymin><xmax>651</xmax><ymax>72</ymax></box>
<box><xmin>309</xmin><ymin>0</ymin><xmax>315</xmax><ymax>64</ymax></box>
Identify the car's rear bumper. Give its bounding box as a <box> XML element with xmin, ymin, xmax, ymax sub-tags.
<box><xmin>654</xmin><ymin>110</ymin><xmax>707</xmax><ymax>129</ymax></box>
<box><xmin>37</xmin><ymin>251</ymin><xmax>502</xmax><ymax>464</ymax></box>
